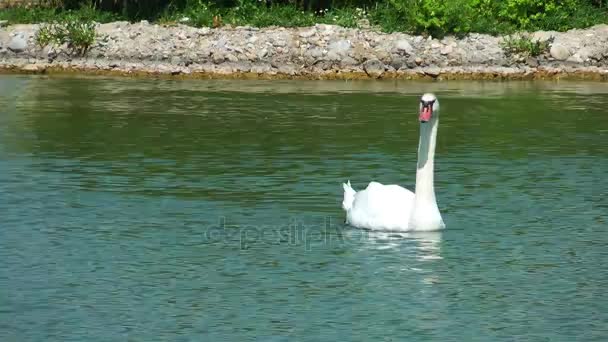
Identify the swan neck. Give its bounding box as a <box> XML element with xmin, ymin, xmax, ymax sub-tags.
<box><xmin>414</xmin><ymin>117</ymin><xmax>438</xmax><ymax>203</ymax></box>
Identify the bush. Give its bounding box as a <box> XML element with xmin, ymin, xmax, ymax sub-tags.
<box><xmin>497</xmin><ymin>0</ymin><xmax>578</xmax><ymax>29</ymax></box>
<box><xmin>3</xmin><ymin>0</ymin><xmax>608</xmax><ymax>36</ymax></box>
<box><xmin>501</xmin><ymin>33</ymin><xmax>554</xmax><ymax>57</ymax></box>
<box><xmin>35</xmin><ymin>18</ymin><xmax>96</xmax><ymax>56</ymax></box>
<box><xmin>373</xmin><ymin>0</ymin><xmax>606</xmax><ymax>36</ymax></box>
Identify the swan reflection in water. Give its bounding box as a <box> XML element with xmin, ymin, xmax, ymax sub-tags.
<box><xmin>340</xmin><ymin>228</ymin><xmax>444</xmax><ymax>287</ymax></box>
<box><xmin>342</xmin><ymin>228</ymin><xmax>443</xmax><ymax>261</ymax></box>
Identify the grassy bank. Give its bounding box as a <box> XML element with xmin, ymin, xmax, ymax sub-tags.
<box><xmin>1</xmin><ymin>0</ymin><xmax>608</xmax><ymax>37</ymax></box>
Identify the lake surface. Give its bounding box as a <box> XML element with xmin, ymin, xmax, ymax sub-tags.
<box><xmin>1</xmin><ymin>75</ymin><xmax>607</xmax><ymax>341</ymax></box>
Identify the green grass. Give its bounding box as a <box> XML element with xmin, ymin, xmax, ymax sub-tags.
<box><xmin>0</xmin><ymin>5</ymin><xmax>121</xmax><ymax>25</ymax></box>
<box><xmin>1</xmin><ymin>0</ymin><xmax>608</xmax><ymax>37</ymax></box>
<box><xmin>157</xmin><ymin>2</ymin><xmax>374</xmax><ymax>30</ymax></box>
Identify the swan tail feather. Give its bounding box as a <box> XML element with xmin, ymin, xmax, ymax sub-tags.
<box><xmin>342</xmin><ymin>180</ymin><xmax>356</xmax><ymax>211</ymax></box>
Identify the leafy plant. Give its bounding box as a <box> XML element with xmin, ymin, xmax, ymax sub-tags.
<box><xmin>35</xmin><ymin>18</ymin><xmax>96</xmax><ymax>56</ymax></box>
<box><xmin>497</xmin><ymin>0</ymin><xmax>579</xmax><ymax>30</ymax></box>
<box><xmin>35</xmin><ymin>22</ymin><xmax>59</xmax><ymax>48</ymax></box>
<box><xmin>500</xmin><ymin>33</ymin><xmax>554</xmax><ymax>57</ymax></box>
<box><xmin>65</xmin><ymin>19</ymin><xmax>96</xmax><ymax>55</ymax></box>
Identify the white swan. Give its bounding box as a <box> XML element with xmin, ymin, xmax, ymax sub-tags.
<box><xmin>341</xmin><ymin>93</ymin><xmax>445</xmax><ymax>232</ymax></box>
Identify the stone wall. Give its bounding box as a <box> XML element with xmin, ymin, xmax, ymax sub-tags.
<box><xmin>2</xmin><ymin>21</ymin><xmax>608</xmax><ymax>79</ymax></box>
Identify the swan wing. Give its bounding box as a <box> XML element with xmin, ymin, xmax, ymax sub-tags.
<box><xmin>346</xmin><ymin>181</ymin><xmax>415</xmax><ymax>231</ymax></box>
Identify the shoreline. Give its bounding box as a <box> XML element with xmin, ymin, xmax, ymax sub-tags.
<box><xmin>2</xmin><ymin>61</ymin><xmax>608</xmax><ymax>81</ymax></box>
<box><xmin>2</xmin><ymin>21</ymin><xmax>608</xmax><ymax>81</ymax></box>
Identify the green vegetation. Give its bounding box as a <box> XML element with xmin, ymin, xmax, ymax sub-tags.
<box><xmin>501</xmin><ymin>33</ymin><xmax>554</xmax><ymax>58</ymax></box>
<box><xmin>1</xmin><ymin>0</ymin><xmax>608</xmax><ymax>37</ymax></box>
<box><xmin>35</xmin><ymin>17</ymin><xmax>96</xmax><ymax>56</ymax></box>
<box><xmin>0</xmin><ymin>2</ymin><xmax>120</xmax><ymax>24</ymax></box>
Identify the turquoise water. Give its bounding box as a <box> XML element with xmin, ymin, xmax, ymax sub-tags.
<box><xmin>1</xmin><ymin>75</ymin><xmax>607</xmax><ymax>341</ymax></box>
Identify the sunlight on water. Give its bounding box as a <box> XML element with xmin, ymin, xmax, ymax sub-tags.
<box><xmin>1</xmin><ymin>75</ymin><xmax>607</xmax><ymax>341</ymax></box>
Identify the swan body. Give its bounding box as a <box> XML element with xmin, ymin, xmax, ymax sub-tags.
<box><xmin>342</xmin><ymin>93</ymin><xmax>445</xmax><ymax>232</ymax></box>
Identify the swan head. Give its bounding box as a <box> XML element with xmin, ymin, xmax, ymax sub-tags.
<box><xmin>419</xmin><ymin>93</ymin><xmax>439</xmax><ymax>123</ymax></box>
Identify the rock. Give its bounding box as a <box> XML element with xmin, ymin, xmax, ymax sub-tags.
<box><xmin>278</xmin><ymin>64</ymin><xmax>298</xmax><ymax>75</ymax></box>
<box><xmin>374</xmin><ymin>49</ymin><xmax>391</xmax><ymax>63</ymax></box>
<box><xmin>404</xmin><ymin>57</ymin><xmax>418</xmax><ymax>68</ymax></box>
<box><xmin>328</xmin><ymin>39</ymin><xmax>351</xmax><ymax>56</ymax></box>
<box><xmin>550</xmin><ymin>44</ymin><xmax>570</xmax><ymax>60</ymax></box>
<box><xmin>234</xmin><ymin>61</ymin><xmax>252</xmax><ymax>72</ymax></box>
<box><xmin>363</xmin><ymin>58</ymin><xmax>385</xmax><ymax>77</ymax></box>
<box><xmin>306</xmin><ymin>48</ymin><xmax>324</xmax><ymax>59</ymax></box>
<box><xmin>467</xmin><ymin>51</ymin><xmax>488</xmax><ymax>64</ymax></box>
<box><xmin>532</xmin><ymin>31</ymin><xmax>558</xmax><ymax>43</ymax></box>
<box><xmin>326</xmin><ymin>51</ymin><xmax>341</xmax><ymax>61</ymax></box>
<box><xmin>316</xmin><ymin>24</ymin><xmax>336</xmax><ymax>36</ymax></box>
<box><xmin>315</xmin><ymin>61</ymin><xmax>333</xmax><ymax>71</ymax></box>
<box><xmin>214</xmin><ymin>37</ymin><xmax>228</xmax><ymax>49</ymax></box>
<box><xmin>394</xmin><ymin>40</ymin><xmax>413</xmax><ymax>55</ymax></box>
<box><xmin>212</xmin><ymin>52</ymin><xmax>225</xmax><ymax>64</ymax></box>
<box><xmin>251</xmin><ymin>63</ymin><xmax>272</xmax><ymax>74</ymax></box>
<box><xmin>567</xmin><ymin>54</ymin><xmax>584</xmax><ymax>64</ymax></box>
<box><xmin>576</xmin><ymin>47</ymin><xmax>597</xmax><ymax>61</ymax></box>
<box><xmin>390</xmin><ymin>57</ymin><xmax>407</xmax><ymax>70</ymax></box>
<box><xmin>198</xmin><ymin>27</ymin><xmax>211</xmax><ymax>36</ymax></box>
<box><xmin>299</xmin><ymin>28</ymin><xmax>316</xmax><ymax>38</ymax></box>
<box><xmin>226</xmin><ymin>53</ymin><xmax>238</xmax><ymax>62</ymax></box>
<box><xmin>272</xmin><ymin>37</ymin><xmax>287</xmax><ymax>47</ymax></box>
<box><xmin>8</xmin><ymin>34</ymin><xmax>27</xmax><ymax>53</ymax></box>
<box><xmin>525</xmin><ymin>57</ymin><xmax>539</xmax><ymax>67</ymax></box>
<box><xmin>0</xmin><ymin>20</ymin><xmax>8</xmax><ymax>28</ymax></box>
<box><xmin>214</xmin><ymin>64</ymin><xmax>234</xmax><ymax>75</ymax></box>
<box><xmin>170</xmin><ymin>56</ymin><xmax>182</xmax><ymax>65</ymax></box>
<box><xmin>21</xmin><ymin>64</ymin><xmax>40</xmax><ymax>72</ymax></box>
<box><xmin>340</xmin><ymin>57</ymin><xmax>358</xmax><ymax>68</ymax></box>
<box><xmin>440</xmin><ymin>45</ymin><xmax>453</xmax><ymax>55</ymax></box>
<box><xmin>351</xmin><ymin>44</ymin><xmax>367</xmax><ymax>61</ymax></box>
<box><xmin>425</xmin><ymin>66</ymin><xmax>441</xmax><ymax>77</ymax></box>
<box><xmin>415</xmin><ymin>57</ymin><xmax>423</xmax><ymax>65</ymax></box>
<box><xmin>257</xmin><ymin>48</ymin><xmax>268</xmax><ymax>59</ymax></box>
